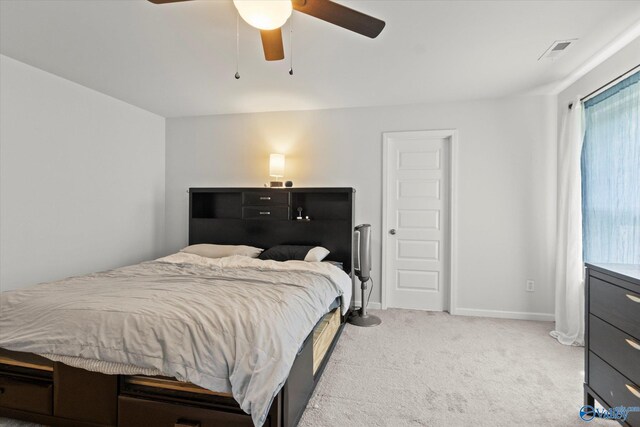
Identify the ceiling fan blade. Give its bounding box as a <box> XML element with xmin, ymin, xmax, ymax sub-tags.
<box><xmin>260</xmin><ymin>28</ymin><xmax>285</xmax><ymax>61</ymax></box>
<box><xmin>292</xmin><ymin>0</ymin><xmax>385</xmax><ymax>39</ymax></box>
<box><xmin>147</xmin><ymin>0</ymin><xmax>193</xmax><ymax>4</ymax></box>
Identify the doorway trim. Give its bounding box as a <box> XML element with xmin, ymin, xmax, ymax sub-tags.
<box><xmin>381</xmin><ymin>129</ymin><xmax>459</xmax><ymax>314</ymax></box>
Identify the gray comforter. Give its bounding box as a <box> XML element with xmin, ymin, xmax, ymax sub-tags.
<box><xmin>0</xmin><ymin>253</ymin><xmax>351</xmax><ymax>426</ymax></box>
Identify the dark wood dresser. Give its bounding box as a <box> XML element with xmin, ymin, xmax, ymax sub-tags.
<box><xmin>585</xmin><ymin>263</ymin><xmax>640</xmax><ymax>426</ymax></box>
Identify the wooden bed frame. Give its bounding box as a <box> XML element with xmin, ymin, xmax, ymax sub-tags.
<box><xmin>0</xmin><ymin>187</ymin><xmax>356</xmax><ymax>427</ymax></box>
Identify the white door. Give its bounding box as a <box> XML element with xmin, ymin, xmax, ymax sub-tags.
<box><xmin>383</xmin><ymin>131</ymin><xmax>452</xmax><ymax>311</ymax></box>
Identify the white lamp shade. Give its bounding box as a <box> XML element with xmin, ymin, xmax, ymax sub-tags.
<box><xmin>233</xmin><ymin>0</ymin><xmax>292</xmax><ymax>31</ymax></box>
<box><xmin>269</xmin><ymin>153</ymin><xmax>285</xmax><ymax>178</ymax></box>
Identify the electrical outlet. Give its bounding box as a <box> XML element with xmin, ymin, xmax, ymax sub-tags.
<box><xmin>526</xmin><ymin>280</ymin><xmax>535</xmax><ymax>292</ymax></box>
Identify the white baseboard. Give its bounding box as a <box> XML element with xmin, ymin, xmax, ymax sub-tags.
<box><xmin>454</xmin><ymin>307</ymin><xmax>555</xmax><ymax>322</ymax></box>
<box><xmin>353</xmin><ymin>300</ymin><xmax>382</xmax><ymax>310</ymax></box>
<box><xmin>356</xmin><ymin>304</ymin><xmax>553</xmax><ymax>321</ymax></box>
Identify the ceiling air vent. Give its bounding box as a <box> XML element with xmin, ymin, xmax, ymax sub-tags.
<box><xmin>538</xmin><ymin>39</ymin><xmax>576</xmax><ymax>61</ymax></box>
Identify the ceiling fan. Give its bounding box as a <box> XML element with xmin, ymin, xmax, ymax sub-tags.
<box><xmin>147</xmin><ymin>0</ymin><xmax>385</xmax><ymax>61</ymax></box>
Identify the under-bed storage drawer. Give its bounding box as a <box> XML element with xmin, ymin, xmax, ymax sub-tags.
<box><xmin>313</xmin><ymin>309</ymin><xmax>340</xmax><ymax>375</ymax></box>
<box><xmin>0</xmin><ymin>375</ymin><xmax>52</xmax><ymax>415</ymax></box>
<box><xmin>119</xmin><ymin>396</ymin><xmax>255</xmax><ymax>427</ymax></box>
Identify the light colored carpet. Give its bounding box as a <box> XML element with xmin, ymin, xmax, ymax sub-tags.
<box><xmin>299</xmin><ymin>309</ymin><xmax>615</xmax><ymax>427</ymax></box>
<box><xmin>1</xmin><ymin>310</ymin><xmax>615</xmax><ymax>427</ymax></box>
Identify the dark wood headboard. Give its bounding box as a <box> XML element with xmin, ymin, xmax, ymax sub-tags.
<box><xmin>189</xmin><ymin>188</ymin><xmax>355</xmax><ymax>274</ymax></box>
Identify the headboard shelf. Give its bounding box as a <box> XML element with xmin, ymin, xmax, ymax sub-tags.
<box><xmin>191</xmin><ymin>192</ymin><xmax>241</xmax><ymax>219</ymax></box>
<box><xmin>189</xmin><ymin>188</ymin><xmax>355</xmax><ymax>273</ymax></box>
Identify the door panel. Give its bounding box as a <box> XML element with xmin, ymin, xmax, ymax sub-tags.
<box><xmin>384</xmin><ymin>132</ymin><xmax>451</xmax><ymax>311</ymax></box>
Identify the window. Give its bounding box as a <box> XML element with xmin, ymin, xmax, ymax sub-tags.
<box><xmin>581</xmin><ymin>70</ymin><xmax>640</xmax><ymax>264</ymax></box>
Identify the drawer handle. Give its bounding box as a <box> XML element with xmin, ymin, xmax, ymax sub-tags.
<box><xmin>175</xmin><ymin>420</ymin><xmax>200</xmax><ymax>427</ymax></box>
<box><xmin>0</xmin><ymin>387</ymin><xmax>4</xmax><ymax>395</ymax></box>
<box><xmin>626</xmin><ymin>294</ymin><xmax>640</xmax><ymax>304</ymax></box>
<box><xmin>627</xmin><ymin>384</ymin><xmax>640</xmax><ymax>400</ymax></box>
<box><xmin>259</xmin><ymin>211</ymin><xmax>271</xmax><ymax>215</ymax></box>
<box><xmin>259</xmin><ymin>196</ymin><xmax>271</xmax><ymax>200</ymax></box>
<box><xmin>626</xmin><ymin>338</ymin><xmax>640</xmax><ymax>351</ymax></box>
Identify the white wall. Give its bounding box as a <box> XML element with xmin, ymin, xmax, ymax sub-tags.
<box><xmin>165</xmin><ymin>96</ymin><xmax>558</xmax><ymax>319</ymax></box>
<box><xmin>0</xmin><ymin>55</ymin><xmax>166</xmax><ymax>291</ymax></box>
<box><xmin>558</xmin><ymin>37</ymin><xmax>640</xmax><ymax>112</ymax></box>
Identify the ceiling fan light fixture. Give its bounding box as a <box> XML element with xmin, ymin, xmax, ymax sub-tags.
<box><xmin>233</xmin><ymin>0</ymin><xmax>292</xmax><ymax>31</ymax></box>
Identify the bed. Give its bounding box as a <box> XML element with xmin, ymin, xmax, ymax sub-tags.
<box><xmin>0</xmin><ymin>187</ymin><xmax>356</xmax><ymax>427</ymax></box>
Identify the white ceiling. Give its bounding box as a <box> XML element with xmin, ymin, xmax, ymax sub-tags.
<box><xmin>2</xmin><ymin>0</ymin><xmax>639</xmax><ymax>118</ymax></box>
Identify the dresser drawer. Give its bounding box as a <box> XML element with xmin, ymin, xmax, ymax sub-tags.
<box><xmin>590</xmin><ymin>277</ymin><xmax>640</xmax><ymax>340</ymax></box>
<box><xmin>590</xmin><ymin>315</ymin><xmax>640</xmax><ymax>386</ymax></box>
<box><xmin>119</xmin><ymin>396</ymin><xmax>255</xmax><ymax>427</ymax></box>
<box><xmin>0</xmin><ymin>375</ymin><xmax>52</xmax><ymax>415</ymax></box>
<box><xmin>242</xmin><ymin>206</ymin><xmax>290</xmax><ymax>220</ymax></box>
<box><xmin>242</xmin><ymin>191</ymin><xmax>290</xmax><ymax>206</ymax></box>
<box><xmin>589</xmin><ymin>352</ymin><xmax>640</xmax><ymax>425</ymax></box>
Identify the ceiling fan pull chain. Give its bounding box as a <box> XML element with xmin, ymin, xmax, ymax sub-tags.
<box><xmin>235</xmin><ymin>13</ymin><xmax>241</xmax><ymax>80</ymax></box>
<box><xmin>288</xmin><ymin>15</ymin><xmax>294</xmax><ymax>76</ymax></box>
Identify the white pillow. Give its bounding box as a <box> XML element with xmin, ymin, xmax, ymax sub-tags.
<box><xmin>181</xmin><ymin>244</ymin><xmax>263</xmax><ymax>259</ymax></box>
<box><xmin>304</xmin><ymin>246</ymin><xmax>330</xmax><ymax>262</ymax></box>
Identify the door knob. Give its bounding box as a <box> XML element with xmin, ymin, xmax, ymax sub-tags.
<box><xmin>389</xmin><ymin>229</ymin><xmax>396</xmax><ymax>235</ymax></box>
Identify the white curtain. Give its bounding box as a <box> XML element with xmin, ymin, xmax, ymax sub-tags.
<box><xmin>551</xmin><ymin>98</ymin><xmax>585</xmax><ymax>346</ymax></box>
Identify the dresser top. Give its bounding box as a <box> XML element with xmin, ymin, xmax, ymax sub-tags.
<box><xmin>586</xmin><ymin>263</ymin><xmax>640</xmax><ymax>285</ymax></box>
